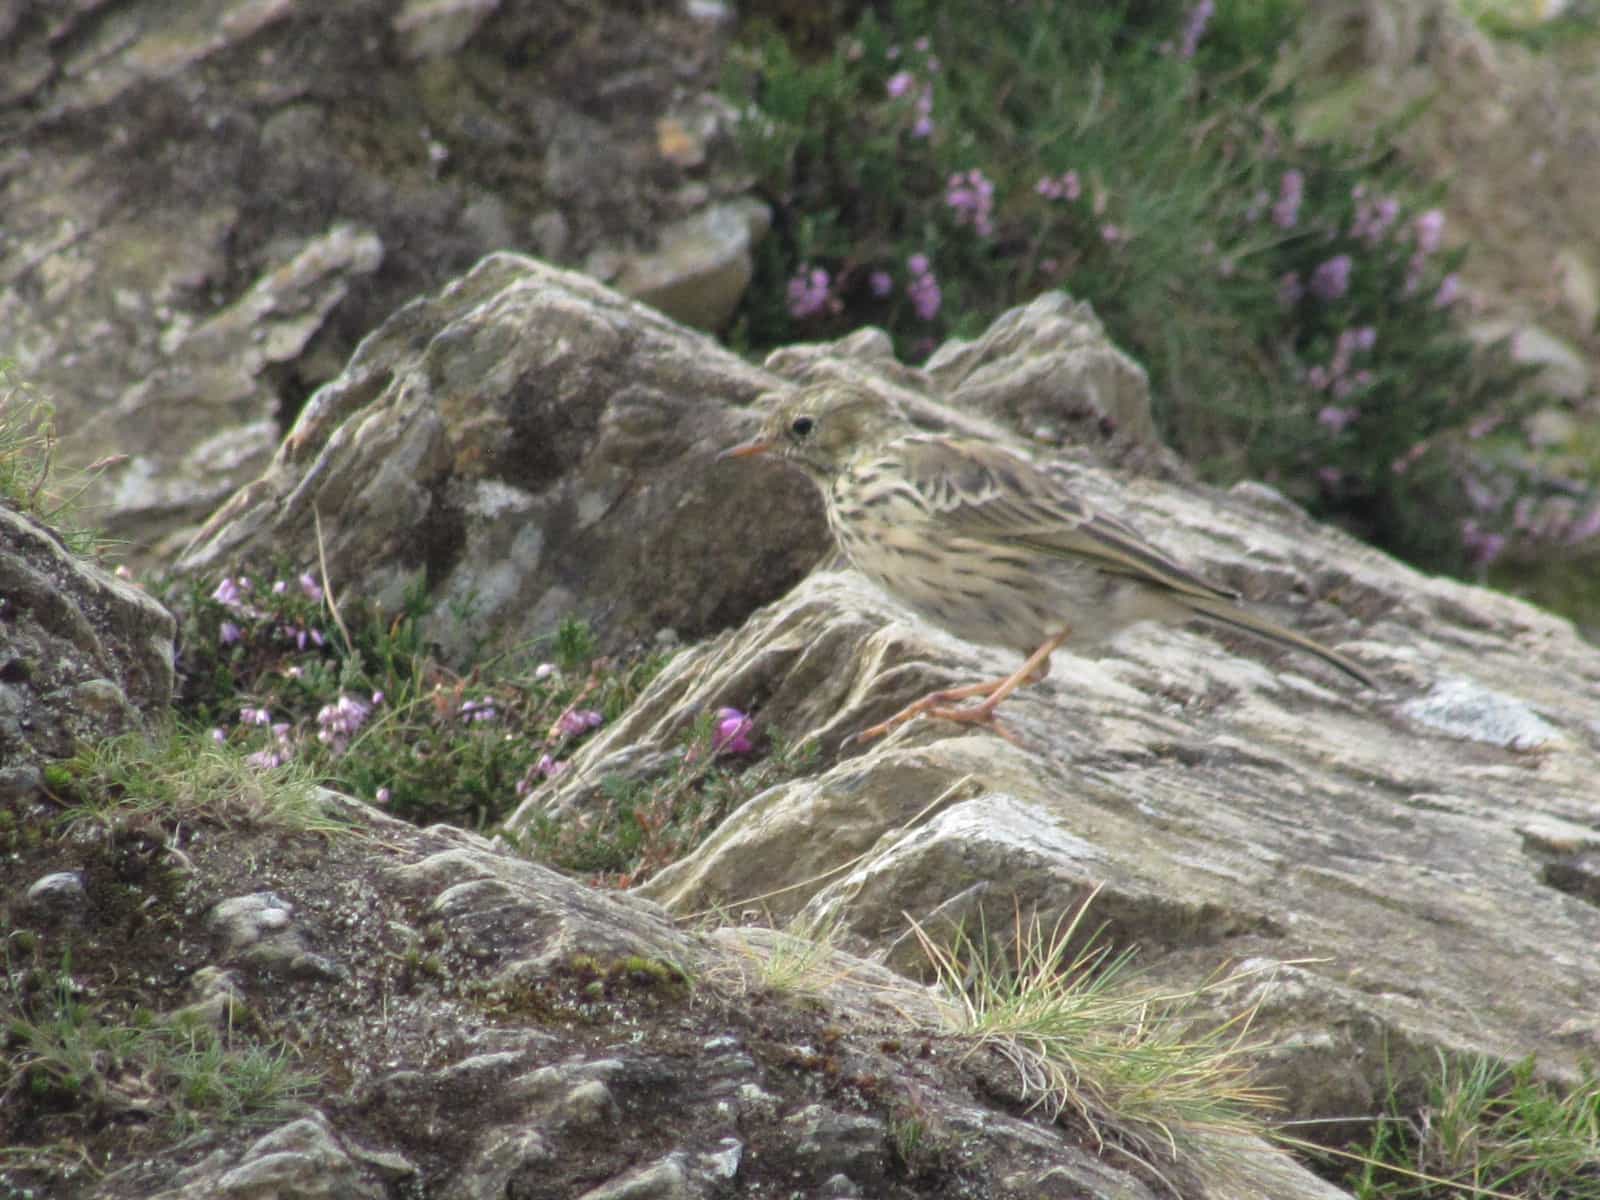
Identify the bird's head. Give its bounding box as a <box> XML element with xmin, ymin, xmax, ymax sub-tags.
<box><xmin>718</xmin><ymin>384</ymin><xmax>911</xmax><ymax>484</ymax></box>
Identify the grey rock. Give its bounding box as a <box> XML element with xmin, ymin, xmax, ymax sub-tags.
<box><xmin>175</xmin><ymin>254</ymin><xmax>809</xmax><ymax>661</ymax></box>
<box><xmin>0</xmin><ymin>505</ymin><xmax>175</xmax><ymax>769</ymax></box>
<box><xmin>784</xmin><ymin>1105</ymin><xmax>888</xmax><ymax>1179</ymax></box>
<box><xmin>611</xmin><ymin>197</ymin><xmax>773</xmax><ymax>331</ymax></box>
<box><xmin>1400</xmin><ymin>675</ymin><xmax>1559</xmax><ymax>750</ymax></box>
<box><xmin>24</xmin><ymin>869</ymin><xmax>86</xmax><ymax>913</ymax></box>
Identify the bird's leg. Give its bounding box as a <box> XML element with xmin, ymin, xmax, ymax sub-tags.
<box><xmin>854</xmin><ymin>630</ymin><xmax>1069</xmax><ymax>745</ymax></box>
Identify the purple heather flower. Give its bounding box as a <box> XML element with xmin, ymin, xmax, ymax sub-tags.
<box><xmin>1100</xmin><ymin>223</ymin><xmax>1122</xmax><ymax>244</ymax></box>
<box><xmin>299</xmin><ymin>571</ymin><xmax>324</xmax><ymax>602</ymax></box>
<box><xmin>375</xmin><ymin>786</ymin><xmax>391</xmax><ymax>806</ymax></box>
<box><xmin>556</xmin><ymin>708</ymin><xmax>603</xmax><ymax>737</ymax></box>
<box><xmin>911</xmin><ymin>86</ymin><xmax>934</xmax><ymax>138</ymax></box>
<box><xmin>211</xmin><ymin>727</ymin><xmax>227</xmax><ymax>745</ymax></box>
<box><xmin>1178</xmin><ymin>0</ymin><xmax>1214</xmax><ymax>59</ymax></box>
<box><xmin>272</xmin><ymin>579</ymin><xmax>288</xmax><ymax>595</ymax></box>
<box><xmin>713</xmin><ymin>707</ymin><xmax>755</xmax><ymax>754</ymax></box>
<box><xmin>537</xmin><ymin>753</ymin><xmax>566</xmax><ymax>779</ymax></box>
<box><xmin>212</xmin><ymin>576</ymin><xmax>246</xmax><ymax>608</ymax></box>
<box><xmin>886</xmin><ymin>70</ymin><xmax>914</xmax><ymax>99</ymax></box>
<box><xmin>1434</xmin><ymin>273</ymin><xmax>1462</xmax><ymax>308</ymax></box>
<box><xmin>241</xmin><ymin>705</ymin><xmax>271</xmax><ymax>726</ymax></box>
<box><xmin>786</xmin><ymin>266</ymin><xmax>833</xmax><ymax>320</ymax></box>
<box><xmin>1309</xmin><ymin>254</ymin><xmax>1352</xmax><ymax>301</ymax></box>
<box><xmin>461</xmin><ymin>698</ymin><xmax>498</xmax><ymax>723</ymax></box>
<box><xmin>219</xmin><ymin>620</ymin><xmax>242</xmax><ymax>645</ymax></box>
<box><xmin>1271</xmin><ymin>169</ymin><xmax>1303</xmax><ymax>229</ymax></box>
<box><xmin>1036</xmin><ymin>176</ymin><xmax>1060</xmax><ymax>199</ymax></box>
<box><xmin>906</xmin><ymin>257</ymin><xmax>941</xmax><ymax>321</ymax></box>
<box><xmin>317</xmin><ymin>692</ymin><xmax>372</xmax><ymax>752</ymax></box>
<box><xmin>1414</xmin><ymin>209</ymin><xmax>1445</xmax><ymax>255</ymax></box>
<box><xmin>1317</xmin><ymin>405</ymin><xmax>1357</xmax><ymax>432</ymax></box>
<box><xmin>945</xmin><ymin>169</ymin><xmax>995</xmax><ymax>237</ymax></box>
<box><xmin>868</xmin><ymin>270</ymin><xmax>893</xmax><ymax>298</ymax></box>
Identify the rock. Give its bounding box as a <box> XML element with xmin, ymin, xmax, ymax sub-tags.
<box><xmin>23</xmin><ymin>869</ymin><xmax>87</xmax><ymax>916</ymax></box>
<box><xmin>0</xmin><ymin>505</ymin><xmax>176</xmax><ymax>768</ymax></box>
<box><xmin>174</xmin><ymin>254</ymin><xmax>818</xmax><ymax>660</ymax></box>
<box><xmin>0</xmin><ymin>0</ymin><xmax>744</xmax><ymax>571</ymax></box>
<box><xmin>480</xmin><ymin>322</ymin><xmax>1600</xmax><ymax>1122</ymax></box>
<box><xmin>609</xmin><ymin>197</ymin><xmax>773</xmax><ymax>332</ymax></box>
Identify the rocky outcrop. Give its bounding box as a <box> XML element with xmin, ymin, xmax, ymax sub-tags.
<box><xmin>482</xmin><ymin>274</ymin><xmax>1600</xmax><ymax>1124</ymax></box>
<box><xmin>0</xmin><ymin>0</ymin><xmax>748</xmax><ymax>565</ymax></box>
<box><xmin>3</xmin><ymin>790</ymin><xmax>1344</xmax><ymax>1200</ymax></box>
<box><xmin>0</xmin><ymin>506</ymin><xmax>175</xmax><ymax>781</ymax></box>
<box><xmin>173</xmin><ymin>254</ymin><xmax>815</xmax><ymax>660</ymax></box>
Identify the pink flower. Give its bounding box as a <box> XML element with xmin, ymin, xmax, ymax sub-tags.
<box><xmin>945</xmin><ymin>169</ymin><xmax>995</xmax><ymax>237</ymax></box>
<box><xmin>906</xmin><ymin>256</ymin><xmax>941</xmax><ymax>321</ymax></box>
<box><xmin>1317</xmin><ymin>406</ymin><xmax>1357</xmax><ymax>433</ymax></box>
<box><xmin>786</xmin><ymin>266</ymin><xmax>834</xmax><ymax>320</ymax></box>
<box><xmin>556</xmin><ymin>708</ymin><xmax>603</xmax><ymax>737</ymax></box>
<box><xmin>1309</xmin><ymin>255</ymin><xmax>1352</xmax><ymax>301</ymax></box>
<box><xmin>1434</xmin><ymin>274</ymin><xmax>1462</xmax><ymax>308</ymax></box>
<box><xmin>713</xmin><ymin>707</ymin><xmax>755</xmax><ymax>754</ymax></box>
<box><xmin>1414</xmin><ymin>209</ymin><xmax>1445</xmax><ymax>255</ymax></box>
<box><xmin>212</xmin><ymin>576</ymin><xmax>246</xmax><ymax>608</ymax></box>
<box><xmin>220</xmin><ymin>620</ymin><xmax>242</xmax><ymax>645</ymax></box>
<box><xmin>886</xmin><ymin>70</ymin><xmax>914</xmax><ymax>99</ymax></box>
<box><xmin>537</xmin><ymin>753</ymin><xmax>566</xmax><ymax>779</ymax></box>
<box><xmin>868</xmin><ymin>270</ymin><xmax>893</xmax><ymax>298</ymax></box>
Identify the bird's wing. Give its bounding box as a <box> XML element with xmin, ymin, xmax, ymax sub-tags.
<box><xmin>896</xmin><ymin>435</ymin><xmax>1239</xmax><ymax>602</ymax></box>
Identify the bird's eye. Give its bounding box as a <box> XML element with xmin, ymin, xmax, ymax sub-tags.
<box><xmin>790</xmin><ymin>416</ymin><xmax>815</xmax><ymax>439</ymax></box>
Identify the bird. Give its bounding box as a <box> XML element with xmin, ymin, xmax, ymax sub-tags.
<box><xmin>719</xmin><ymin>382</ymin><xmax>1375</xmax><ymax>744</ymax></box>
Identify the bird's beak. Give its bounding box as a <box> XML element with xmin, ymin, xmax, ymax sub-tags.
<box><xmin>716</xmin><ymin>436</ymin><xmax>776</xmax><ymax>462</ymax></box>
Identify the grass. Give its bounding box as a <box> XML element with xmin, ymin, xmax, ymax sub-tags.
<box><xmin>1</xmin><ymin>949</ymin><xmax>317</xmax><ymax>1181</ymax></box>
<box><xmin>48</xmin><ymin>724</ymin><xmax>346</xmax><ymax>836</ymax></box>
<box><xmin>908</xmin><ymin>892</ymin><xmax>1277</xmax><ymax>1170</ymax></box>
<box><xmin>510</xmin><ymin>713</ymin><xmax>820</xmax><ymax>888</ymax></box>
<box><xmin>0</xmin><ymin>359</ymin><xmax>113</xmax><ymax>556</ymax></box>
<box><xmin>1335</xmin><ymin>1051</ymin><xmax>1600</xmax><ymax>1200</ymax></box>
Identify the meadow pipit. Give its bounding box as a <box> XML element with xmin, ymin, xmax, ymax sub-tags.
<box><xmin>720</xmin><ymin>383</ymin><xmax>1375</xmax><ymax>744</ymax></box>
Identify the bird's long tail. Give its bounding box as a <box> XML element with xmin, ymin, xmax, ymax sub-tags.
<box><xmin>1181</xmin><ymin>595</ymin><xmax>1377</xmax><ymax>689</ymax></box>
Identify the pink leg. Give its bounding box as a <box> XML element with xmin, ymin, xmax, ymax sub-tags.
<box><xmin>854</xmin><ymin>631</ymin><xmax>1069</xmax><ymax>745</ymax></box>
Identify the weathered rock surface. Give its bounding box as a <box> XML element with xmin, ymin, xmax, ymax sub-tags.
<box><xmin>0</xmin><ymin>505</ymin><xmax>175</xmax><ymax>770</ymax></box>
<box><xmin>173</xmin><ymin>253</ymin><xmax>815</xmax><ymax>660</ymax></box>
<box><xmin>0</xmin><ymin>0</ymin><xmax>745</xmax><ymax>565</ymax></box>
<box><xmin>2</xmin><ymin>790</ymin><xmax>1340</xmax><ymax>1200</ymax></box>
<box><xmin>499</xmin><ymin>310</ymin><xmax>1600</xmax><ymax>1125</ymax></box>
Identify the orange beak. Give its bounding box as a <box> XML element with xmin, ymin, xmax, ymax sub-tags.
<box><xmin>716</xmin><ymin>436</ymin><xmax>776</xmax><ymax>462</ymax></box>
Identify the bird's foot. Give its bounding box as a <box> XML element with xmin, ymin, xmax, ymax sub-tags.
<box><xmin>849</xmin><ymin>686</ymin><xmax>1022</xmax><ymax>747</ymax></box>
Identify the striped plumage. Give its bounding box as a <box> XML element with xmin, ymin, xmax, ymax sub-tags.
<box><xmin>721</xmin><ymin>383</ymin><xmax>1374</xmax><ymax>741</ymax></box>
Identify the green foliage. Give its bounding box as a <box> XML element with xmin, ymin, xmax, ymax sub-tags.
<box><xmin>0</xmin><ymin>360</ymin><xmax>107</xmax><ymax>555</ymax></box>
<box><xmin>166</xmin><ymin>565</ymin><xmax>674</xmax><ymax>830</ymax></box>
<box><xmin>2</xmin><ymin>952</ymin><xmax>315</xmax><ymax>1153</ymax></box>
<box><xmin>725</xmin><ymin>0</ymin><xmax>1553</xmax><ymax>578</ymax></box>
<box><xmin>1345</xmin><ymin>1052</ymin><xmax>1600</xmax><ymax>1200</ymax></box>
<box><xmin>513</xmin><ymin>715</ymin><xmax>818</xmax><ymax>888</ymax></box>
